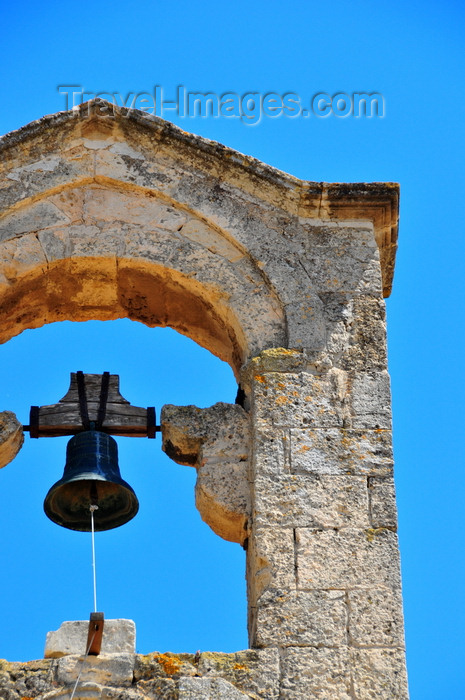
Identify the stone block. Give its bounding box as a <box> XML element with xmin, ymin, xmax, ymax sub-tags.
<box><xmin>0</xmin><ymin>150</ymin><xmax>94</xmax><ymax>213</ymax></box>
<box><xmin>178</xmin><ymin>676</ymin><xmax>250</xmax><ymax>699</ymax></box>
<box><xmin>197</xmin><ymin>648</ymin><xmax>280</xmax><ymax>700</ymax></box>
<box><xmin>300</xmin><ymin>223</ymin><xmax>383</xmax><ymax>296</ymax></box>
<box><xmin>251</xmin><ymin>429</ymin><xmax>289</xmax><ymax>477</ymax></box>
<box><xmin>48</xmin><ymin>188</ymin><xmax>86</xmax><ymax>223</ymax></box>
<box><xmin>342</xmin><ymin>295</ymin><xmax>387</xmax><ymax>371</ymax></box>
<box><xmin>284</xmin><ymin>299</ymin><xmax>328</xmax><ymax>352</ymax></box>
<box><xmin>132</xmin><ymin>677</ymin><xmax>177</xmax><ymax>699</ymax></box>
<box><xmin>85</xmin><ymin>187</ymin><xmax>188</xmax><ymax>231</ymax></box>
<box><xmin>348</xmin><ymin>371</ymin><xmax>392</xmax><ymax>429</ymax></box>
<box><xmin>161</xmin><ymin>402</ymin><xmax>250</xmax><ymax>543</ymax></box>
<box><xmin>45</xmin><ymin>619</ymin><xmax>136</xmax><ymax>658</ymax></box>
<box><xmin>318</xmin><ymin>292</ymin><xmax>388</xmax><ymax>372</ymax></box>
<box><xmin>369</xmin><ymin>477</ymin><xmax>398</xmax><ymax>529</ymax></box>
<box><xmin>45</xmin><ymin>682</ymin><xmax>105</xmax><ymax>699</ymax></box>
<box><xmin>296</xmin><ymin>527</ymin><xmax>402</xmax><ymax>590</ymax></box>
<box><xmin>0</xmin><ymin>199</ymin><xmax>70</xmax><ymax>241</ymax></box>
<box><xmin>103</xmin><ymin>684</ymin><xmax>159</xmax><ymax>700</ymax></box>
<box><xmin>253</xmin><ymin>474</ymin><xmax>369</xmax><ymax>528</ymax></box>
<box><xmin>349</xmin><ymin>647</ymin><xmax>409</xmax><ymax>699</ymax></box>
<box><xmin>280</xmin><ymin>646</ymin><xmax>352</xmax><ymax>700</ymax></box>
<box><xmin>348</xmin><ymin>587</ymin><xmax>405</xmax><ymax>647</ymax></box>
<box><xmin>41</xmin><ymin>223</ymin><xmax>126</xmax><ymax>260</ymax></box>
<box><xmin>134</xmin><ymin>652</ymin><xmax>197</xmax><ymax>680</ymax></box>
<box><xmin>247</xmin><ymin>527</ymin><xmax>296</xmax><ymax>603</ymax></box>
<box><xmin>56</xmin><ymin>653</ymin><xmax>135</xmax><ymax>685</ymax></box>
<box><xmin>252</xmin><ymin>369</ymin><xmax>347</xmax><ymax>429</ymax></box>
<box><xmin>290</xmin><ymin>427</ymin><xmax>393</xmax><ymax>477</ymax></box>
<box><xmin>252</xmin><ymin>590</ymin><xmax>346</xmax><ymax>647</ymax></box>
<box><xmin>0</xmin><ymin>232</ymin><xmax>48</xmax><ymax>281</ymax></box>
<box><xmin>41</xmin><ymin>222</ymin><xmax>128</xmax><ymax>259</ymax></box>
<box><xmin>180</xmin><ymin>218</ymin><xmax>245</xmax><ymax>263</ymax></box>
<box><xmin>247</xmin><ymin>348</ymin><xmax>307</xmax><ymax>374</ymax></box>
<box><xmin>94</xmin><ymin>144</ymin><xmax>170</xmax><ymax>193</ymax></box>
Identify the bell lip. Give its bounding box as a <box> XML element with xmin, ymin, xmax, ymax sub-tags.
<box><xmin>43</xmin><ymin>478</ymin><xmax>139</xmax><ymax>532</ymax></box>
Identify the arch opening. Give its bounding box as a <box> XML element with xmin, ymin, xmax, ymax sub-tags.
<box><xmin>0</xmin><ymin>319</ymin><xmax>247</xmax><ymax>661</ymax></box>
<box><xmin>0</xmin><ymin>171</ymin><xmax>284</xmax><ymax>660</ymax></box>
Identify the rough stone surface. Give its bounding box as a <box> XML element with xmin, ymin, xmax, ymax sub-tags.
<box><xmin>280</xmin><ymin>647</ymin><xmax>352</xmax><ymax>700</ymax></box>
<box><xmin>253</xmin><ymin>473</ymin><xmax>370</xmax><ymax>529</ymax></box>
<box><xmin>251</xmin><ymin>369</ymin><xmax>347</xmax><ymax>430</ymax></box>
<box><xmin>295</xmin><ymin>527</ymin><xmax>402</xmax><ymax>590</ymax></box>
<box><xmin>0</xmin><ymin>410</ymin><xmax>24</xmax><ymax>468</ymax></box>
<box><xmin>247</xmin><ymin>526</ymin><xmax>296</xmax><ymax>602</ymax></box>
<box><xmin>0</xmin><ymin>650</ymin><xmax>277</xmax><ymax>698</ymax></box>
<box><xmin>350</xmin><ymin>647</ymin><xmax>409</xmax><ymax>699</ymax></box>
<box><xmin>197</xmin><ymin>648</ymin><xmax>280</xmax><ymax>699</ymax></box>
<box><xmin>45</xmin><ymin>619</ymin><xmax>136</xmax><ymax>658</ymax></box>
<box><xmin>0</xmin><ymin>103</ymin><xmax>408</xmax><ymax>698</ymax></box>
<box><xmin>56</xmin><ymin>653</ymin><xmax>135</xmax><ymax>685</ymax></box>
<box><xmin>178</xmin><ymin>676</ymin><xmax>250</xmax><ymax>698</ymax></box>
<box><xmin>161</xmin><ymin>403</ymin><xmax>250</xmax><ymax>544</ymax></box>
<box><xmin>369</xmin><ymin>477</ymin><xmax>398</xmax><ymax>529</ymax></box>
<box><xmin>289</xmin><ymin>427</ymin><xmax>393</xmax><ymax>477</ymax></box>
<box><xmin>0</xmin><ymin>658</ymin><xmax>54</xmax><ymax>700</ymax></box>
<box><xmin>252</xmin><ymin>590</ymin><xmax>347</xmax><ymax>647</ymax></box>
<box><xmin>0</xmin><ymin>649</ymin><xmax>281</xmax><ymax>699</ymax></box>
<box><xmin>348</xmin><ymin>588</ymin><xmax>406</xmax><ymax>647</ymax></box>
<box><xmin>349</xmin><ymin>371</ymin><xmax>392</xmax><ymax>429</ymax></box>
<box><xmin>134</xmin><ymin>652</ymin><xmax>197</xmax><ymax>682</ymax></box>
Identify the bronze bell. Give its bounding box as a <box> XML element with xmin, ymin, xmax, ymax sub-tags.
<box><xmin>44</xmin><ymin>431</ymin><xmax>139</xmax><ymax>532</ymax></box>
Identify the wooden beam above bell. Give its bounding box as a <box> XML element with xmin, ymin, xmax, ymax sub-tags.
<box><xmin>26</xmin><ymin>372</ymin><xmax>157</xmax><ymax>438</ymax></box>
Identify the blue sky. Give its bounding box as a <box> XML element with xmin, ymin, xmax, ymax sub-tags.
<box><xmin>1</xmin><ymin>1</ymin><xmax>464</xmax><ymax>697</ymax></box>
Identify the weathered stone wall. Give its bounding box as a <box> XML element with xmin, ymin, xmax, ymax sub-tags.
<box><xmin>0</xmin><ymin>100</ymin><xmax>408</xmax><ymax>698</ymax></box>
<box><xmin>0</xmin><ymin>650</ymin><xmax>280</xmax><ymax>699</ymax></box>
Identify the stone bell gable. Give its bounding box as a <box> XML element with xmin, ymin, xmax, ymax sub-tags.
<box><xmin>0</xmin><ymin>100</ymin><xmax>408</xmax><ymax>699</ymax></box>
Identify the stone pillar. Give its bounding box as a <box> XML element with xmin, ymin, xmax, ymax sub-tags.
<box><xmin>242</xmin><ymin>344</ymin><xmax>408</xmax><ymax>697</ymax></box>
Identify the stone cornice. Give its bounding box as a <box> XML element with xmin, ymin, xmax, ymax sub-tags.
<box><xmin>0</xmin><ymin>99</ymin><xmax>399</xmax><ymax>296</ymax></box>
